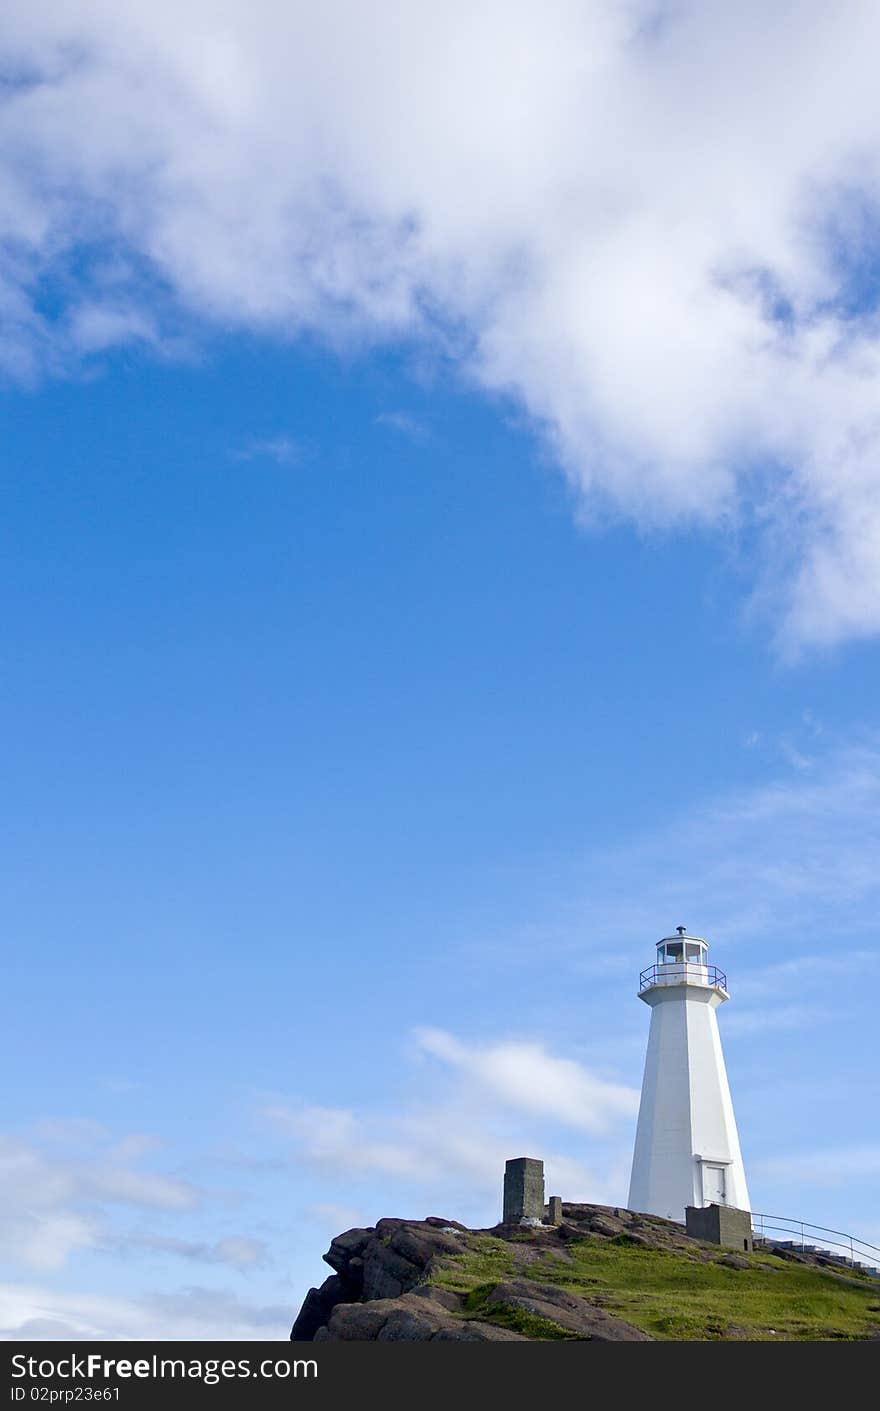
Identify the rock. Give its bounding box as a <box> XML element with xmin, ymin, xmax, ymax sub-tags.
<box><xmin>291</xmin><ymin>1205</ymin><xmax>732</xmax><ymax>1340</ymax></box>
<box><xmin>319</xmin><ymin>1294</ymin><xmax>529</xmax><ymax>1341</ymax></box>
<box><xmin>429</xmin><ymin>1323</ymin><xmax>527</xmax><ymax>1342</ymax></box>
<box><xmin>484</xmin><ymin>1280</ymin><xmax>652</xmax><ymax>1341</ymax></box>
<box><xmin>359</xmin><ymin>1222</ymin><xmax>465</xmax><ymax>1301</ymax></box>
<box><xmin>361</xmin><ymin>1242</ymin><xmax>422</xmax><ymax>1301</ymax></box>
<box><xmin>409</xmin><ymin>1284</ymin><xmax>466</xmax><ymax>1311</ymax></box>
<box><xmin>608</xmin><ymin>1230</ymin><xmax>656</xmax><ymax>1248</ymax></box>
<box><xmin>718</xmin><ymin>1253</ymin><xmax>750</xmax><ymax>1271</ymax></box>
<box><xmin>556</xmin><ymin>1222</ymin><xmax>588</xmax><ymax>1242</ymax></box>
<box><xmin>377</xmin><ymin>1308</ymin><xmax>452</xmax><ymax>1342</ymax></box>
<box><xmin>323</xmin><ymin>1228</ymin><xmax>373</xmax><ymax>1282</ymax></box>
<box><xmin>320</xmin><ymin>1302</ymin><xmax>393</xmax><ymax>1341</ymax></box>
<box><xmin>299</xmin><ymin>1217</ymin><xmax>473</xmax><ymax>1328</ymax></box>
<box><xmin>312</xmin><ymin>1281</ymin><xmax>650</xmax><ymax>1343</ymax></box>
<box><xmin>586</xmin><ymin>1214</ymin><xmax>625</xmax><ymax>1238</ymax></box>
<box><xmin>292</xmin><ymin>1204</ymin><xmax>877</xmax><ymax>1342</ymax></box>
<box><xmin>290</xmin><ymin>1274</ymin><xmax>351</xmax><ymax>1341</ymax></box>
<box><xmin>385</xmin><ymin>1222</ymin><xmax>463</xmax><ymax>1267</ymax></box>
<box><xmin>770</xmin><ymin>1245</ymin><xmax>812</xmax><ymax>1265</ymax></box>
<box><xmin>507</xmin><ymin>1239</ymin><xmax>560</xmax><ymax>1270</ymax></box>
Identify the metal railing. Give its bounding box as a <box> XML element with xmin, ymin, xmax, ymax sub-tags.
<box><xmin>639</xmin><ymin>962</ymin><xmax>728</xmax><ymax>993</ymax></box>
<box><xmin>751</xmin><ymin>1211</ymin><xmax>880</xmax><ymax>1275</ymax></box>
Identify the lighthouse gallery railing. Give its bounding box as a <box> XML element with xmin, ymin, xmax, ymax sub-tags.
<box><xmin>639</xmin><ymin>962</ymin><xmax>728</xmax><ymax>992</ymax></box>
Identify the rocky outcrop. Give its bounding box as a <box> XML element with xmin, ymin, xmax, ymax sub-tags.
<box><xmin>314</xmin><ymin>1285</ymin><xmax>528</xmax><ymax>1342</ymax></box>
<box><xmin>479</xmin><ymin>1279</ymin><xmax>652</xmax><ymax>1340</ymax></box>
<box><xmin>291</xmin><ymin>1218</ymin><xmax>477</xmax><ymax>1339</ymax></box>
<box><xmin>291</xmin><ymin>1205</ymin><xmax>673</xmax><ymax>1341</ymax></box>
<box><xmin>290</xmin><ymin>1203</ymin><xmax>880</xmax><ymax>1342</ymax></box>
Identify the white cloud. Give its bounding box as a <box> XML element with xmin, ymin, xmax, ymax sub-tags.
<box><xmin>87</xmin><ymin>1167</ymin><xmax>198</xmax><ymax>1211</ymax></box>
<box><xmin>375</xmin><ymin>410</ymin><xmax>430</xmax><ymax>442</ymax></box>
<box><xmin>68</xmin><ymin>302</ymin><xmax>160</xmax><ymax>354</ymax></box>
<box><xmin>263</xmin><ymin>1026</ymin><xmax>637</xmax><ymax>1216</ymax></box>
<box><xmin>266</xmin><ymin>1097</ymin><xmax>620</xmax><ymax>1212</ymax></box>
<box><xmin>0</xmin><ymin>1121</ymin><xmax>293</xmax><ymax>1343</ymax></box>
<box><xmin>0</xmin><ymin>1130</ymin><xmax>198</xmax><ymax>1274</ymax></box>
<box><xmin>0</xmin><ymin>1282</ymin><xmax>289</xmax><ymax>1341</ymax></box>
<box><xmin>5</xmin><ymin>1213</ymin><xmax>96</xmax><ymax>1274</ymax></box>
<box><xmin>263</xmin><ymin>1104</ymin><xmax>425</xmax><ymax>1180</ymax></box>
<box><xmin>230</xmin><ymin>434</ymin><xmax>299</xmax><ymax>465</ymax></box>
<box><xmin>4</xmin><ymin>4</ymin><xmax>880</xmax><ymax>642</ymax></box>
<box><xmin>118</xmin><ymin>1234</ymin><xmax>269</xmax><ymax>1271</ymax></box>
<box><xmin>414</xmin><ymin>1028</ymin><xmax>638</xmax><ymax>1133</ymax></box>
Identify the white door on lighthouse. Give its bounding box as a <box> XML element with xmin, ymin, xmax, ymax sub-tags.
<box><xmin>702</xmin><ymin>1163</ymin><xmax>727</xmax><ymax>1205</ymax></box>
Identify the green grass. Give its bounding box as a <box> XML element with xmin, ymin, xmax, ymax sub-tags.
<box><xmin>431</xmin><ymin>1236</ymin><xmax>880</xmax><ymax>1341</ymax></box>
<box><xmin>460</xmin><ymin>1284</ymin><xmax>578</xmax><ymax>1340</ymax></box>
<box><xmin>432</xmin><ymin>1235</ymin><xmax>517</xmax><ymax>1292</ymax></box>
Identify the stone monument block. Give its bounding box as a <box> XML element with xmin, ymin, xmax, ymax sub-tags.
<box><xmin>503</xmin><ymin>1157</ymin><xmax>545</xmax><ymax>1224</ymax></box>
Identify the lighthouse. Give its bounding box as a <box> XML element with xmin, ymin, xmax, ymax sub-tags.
<box><xmin>628</xmin><ymin>928</ymin><xmax>750</xmax><ymax>1221</ymax></box>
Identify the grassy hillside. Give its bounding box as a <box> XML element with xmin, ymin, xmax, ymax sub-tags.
<box><xmin>431</xmin><ymin>1232</ymin><xmax>880</xmax><ymax>1341</ymax></box>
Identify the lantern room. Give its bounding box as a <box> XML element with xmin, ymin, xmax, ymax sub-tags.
<box><xmin>657</xmin><ymin>926</ymin><xmax>708</xmax><ymax>967</ymax></box>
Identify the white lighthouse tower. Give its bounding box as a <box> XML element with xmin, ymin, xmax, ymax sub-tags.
<box><xmin>628</xmin><ymin>927</ymin><xmax>750</xmax><ymax>1221</ymax></box>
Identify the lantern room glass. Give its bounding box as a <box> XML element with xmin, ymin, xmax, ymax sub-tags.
<box><xmin>653</xmin><ymin>936</ymin><xmax>709</xmax><ymax>986</ymax></box>
<box><xmin>657</xmin><ymin>939</ymin><xmax>707</xmax><ymax>963</ymax></box>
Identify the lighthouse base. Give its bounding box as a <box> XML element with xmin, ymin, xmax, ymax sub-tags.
<box><xmin>686</xmin><ymin>1203</ymin><xmax>753</xmax><ymax>1253</ymax></box>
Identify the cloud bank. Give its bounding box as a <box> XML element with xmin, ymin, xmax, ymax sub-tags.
<box><xmin>414</xmin><ymin>1028</ymin><xmax>638</xmax><ymax>1134</ymax></box>
<box><xmin>0</xmin><ymin>1282</ymin><xmax>289</xmax><ymax>1341</ymax></box>
<box><xmin>0</xmin><ymin>1129</ymin><xmax>199</xmax><ymax>1272</ymax></box>
<box><xmin>263</xmin><ymin>1026</ymin><xmax>638</xmax><ymax>1216</ymax></box>
<box><xmin>4</xmin><ymin>3</ymin><xmax>880</xmax><ymax>644</ymax></box>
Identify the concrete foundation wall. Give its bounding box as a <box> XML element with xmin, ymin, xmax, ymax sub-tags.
<box><xmin>686</xmin><ymin>1203</ymin><xmax>754</xmax><ymax>1252</ymax></box>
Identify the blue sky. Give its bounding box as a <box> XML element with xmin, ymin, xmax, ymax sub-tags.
<box><xmin>1</xmin><ymin>1</ymin><xmax>880</xmax><ymax>1339</ymax></box>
